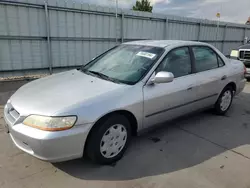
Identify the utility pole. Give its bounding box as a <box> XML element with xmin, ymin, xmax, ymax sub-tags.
<box><xmin>109</xmin><ymin>0</ymin><xmax>130</xmax><ymax>44</ymax></box>
<box><xmin>115</xmin><ymin>0</ymin><xmax>118</xmax><ymax>44</ymax></box>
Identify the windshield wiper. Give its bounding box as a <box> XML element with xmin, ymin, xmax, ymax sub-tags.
<box><xmin>81</xmin><ymin>68</ymin><xmax>110</xmax><ymax>80</ymax></box>
<box><xmin>88</xmin><ymin>70</ymin><xmax>107</xmax><ymax>78</ymax></box>
<box><xmin>81</xmin><ymin>68</ymin><xmax>132</xmax><ymax>85</ymax></box>
<box><xmin>87</xmin><ymin>70</ymin><xmax>122</xmax><ymax>84</ymax></box>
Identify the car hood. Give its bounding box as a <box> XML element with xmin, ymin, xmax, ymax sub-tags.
<box><xmin>237</xmin><ymin>44</ymin><xmax>250</xmax><ymax>50</ymax></box>
<box><xmin>10</xmin><ymin>69</ymin><xmax>128</xmax><ymax>116</ymax></box>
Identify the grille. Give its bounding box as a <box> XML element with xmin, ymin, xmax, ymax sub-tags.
<box><xmin>4</xmin><ymin>103</ymin><xmax>20</xmax><ymax>124</ymax></box>
<box><xmin>239</xmin><ymin>50</ymin><xmax>250</xmax><ymax>60</ymax></box>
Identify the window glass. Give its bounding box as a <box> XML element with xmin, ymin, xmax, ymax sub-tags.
<box><xmin>156</xmin><ymin>47</ymin><xmax>191</xmax><ymax>78</ymax></box>
<box><xmin>83</xmin><ymin>45</ymin><xmax>164</xmax><ymax>84</ymax></box>
<box><xmin>193</xmin><ymin>46</ymin><xmax>218</xmax><ymax>72</ymax></box>
<box><xmin>218</xmin><ymin>56</ymin><xmax>225</xmax><ymax>67</ymax></box>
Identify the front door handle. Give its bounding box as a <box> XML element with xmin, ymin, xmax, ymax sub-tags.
<box><xmin>221</xmin><ymin>75</ymin><xmax>227</xmax><ymax>80</ymax></box>
<box><xmin>187</xmin><ymin>86</ymin><xmax>193</xmax><ymax>90</ymax></box>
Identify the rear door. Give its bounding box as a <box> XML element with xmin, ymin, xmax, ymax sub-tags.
<box><xmin>191</xmin><ymin>46</ymin><xmax>228</xmax><ymax>108</ymax></box>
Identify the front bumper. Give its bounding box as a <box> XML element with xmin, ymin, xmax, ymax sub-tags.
<box><xmin>245</xmin><ymin>74</ymin><xmax>250</xmax><ymax>78</ymax></box>
<box><xmin>4</xmin><ymin>106</ymin><xmax>92</xmax><ymax>162</ymax></box>
<box><xmin>245</xmin><ymin>68</ymin><xmax>250</xmax><ymax>78</ymax></box>
<box><xmin>242</xmin><ymin>60</ymin><xmax>250</xmax><ymax>78</ymax></box>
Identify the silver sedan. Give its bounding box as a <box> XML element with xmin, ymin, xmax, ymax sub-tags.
<box><xmin>4</xmin><ymin>40</ymin><xmax>246</xmax><ymax>164</ymax></box>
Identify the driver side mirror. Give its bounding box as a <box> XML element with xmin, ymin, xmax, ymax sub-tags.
<box><xmin>149</xmin><ymin>71</ymin><xmax>174</xmax><ymax>84</ymax></box>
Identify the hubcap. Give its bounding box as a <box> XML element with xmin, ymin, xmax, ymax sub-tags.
<box><xmin>220</xmin><ymin>90</ymin><xmax>232</xmax><ymax>111</ymax></box>
<box><xmin>100</xmin><ymin>124</ymin><xmax>127</xmax><ymax>158</ymax></box>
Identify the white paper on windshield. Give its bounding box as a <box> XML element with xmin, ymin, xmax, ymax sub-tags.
<box><xmin>136</xmin><ymin>51</ymin><xmax>156</xmax><ymax>59</ymax></box>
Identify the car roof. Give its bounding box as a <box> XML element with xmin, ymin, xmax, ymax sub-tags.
<box><xmin>124</xmin><ymin>40</ymin><xmax>209</xmax><ymax>48</ymax></box>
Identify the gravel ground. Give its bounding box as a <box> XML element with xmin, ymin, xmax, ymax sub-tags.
<box><xmin>1</xmin><ymin>81</ymin><xmax>250</xmax><ymax>188</ymax></box>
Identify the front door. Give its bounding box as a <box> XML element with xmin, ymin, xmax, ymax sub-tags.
<box><xmin>143</xmin><ymin>47</ymin><xmax>199</xmax><ymax>128</ymax></box>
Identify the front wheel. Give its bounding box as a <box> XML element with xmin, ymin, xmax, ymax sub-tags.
<box><xmin>86</xmin><ymin>114</ymin><xmax>131</xmax><ymax>164</ymax></box>
<box><xmin>214</xmin><ymin>86</ymin><xmax>233</xmax><ymax>115</ymax></box>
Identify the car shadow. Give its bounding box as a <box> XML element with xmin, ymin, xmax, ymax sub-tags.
<box><xmin>51</xmin><ymin>90</ymin><xmax>250</xmax><ymax>180</ymax></box>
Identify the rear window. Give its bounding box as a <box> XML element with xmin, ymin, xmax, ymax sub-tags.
<box><xmin>192</xmin><ymin>46</ymin><xmax>222</xmax><ymax>72</ymax></box>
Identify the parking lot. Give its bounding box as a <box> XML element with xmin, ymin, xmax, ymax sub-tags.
<box><xmin>1</xmin><ymin>81</ymin><xmax>250</xmax><ymax>188</ymax></box>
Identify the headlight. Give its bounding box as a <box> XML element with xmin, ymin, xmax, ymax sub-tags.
<box><xmin>230</xmin><ymin>50</ymin><xmax>239</xmax><ymax>58</ymax></box>
<box><xmin>23</xmin><ymin>115</ymin><xmax>77</xmax><ymax>131</ymax></box>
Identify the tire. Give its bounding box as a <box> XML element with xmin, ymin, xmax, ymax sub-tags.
<box><xmin>85</xmin><ymin>114</ymin><xmax>131</xmax><ymax>164</ymax></box>
<box><xmin>214</xmin><ymin>86</ymin><xmax>233</xmax><ymax>115</ymax></box>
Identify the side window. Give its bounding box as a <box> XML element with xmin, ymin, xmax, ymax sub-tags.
<box><xmin>193</xmin><ymin>47</ymin><xmax>218</xmax><ymax>72</ymax></box>
<box><xmin>156</xmin><ymin>47</ymin><xmax>192</xmax><ymax>78</ymax></box>
<box><xmin>218</xmin><ymin>56</ymin><xmax>225</xmax><ymax>67</ymax></box>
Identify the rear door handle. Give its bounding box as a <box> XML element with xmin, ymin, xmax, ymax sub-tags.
<box><xmin>221</xmin><ymin>75</ymin><xmax>227</xmax><ymax>80</ymax></box>
<box><xmin>187</xmin><ymin>86</ymin><xmax>193</xmax><ymax>90</ymax></box>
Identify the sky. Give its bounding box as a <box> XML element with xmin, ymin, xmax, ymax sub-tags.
<box><xmin>76</xmin><ymin>0</ymin><xmax>250</xmax><ymax>24</ymax></box>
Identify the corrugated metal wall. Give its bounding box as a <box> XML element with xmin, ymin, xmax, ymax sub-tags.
<box><xmin>0</xmin><ymin>0</ymin><xmax>250</xmax><ymax>78</ymax></box>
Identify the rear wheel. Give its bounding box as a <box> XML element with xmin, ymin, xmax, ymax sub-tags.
<box><xmin>214</xmin><ymin>86</ymin><xmax>233</xmax><ymax>115</ymax></box>
<box><xmin>86</xmin><ymin>114</ymin><xmax>131</xmax><ymax>164</ymax></box>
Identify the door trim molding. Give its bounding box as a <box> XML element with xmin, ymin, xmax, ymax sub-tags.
<box><xmin>145</xmin><ymin>93</ymin><xmax>218</xmax><ymax>118</ymax></box>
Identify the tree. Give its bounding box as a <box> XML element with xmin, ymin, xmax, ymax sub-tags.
<box><xmin>132</xmin><ymin>0</ymin><xmax>153</xmax><ymax>13</ymax></box>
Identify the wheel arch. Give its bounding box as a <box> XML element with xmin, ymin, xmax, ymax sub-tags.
<box><xmin>225</xmin><ymin>82</ymin><xmax>236</xmax><ymax>93</ymax></box>
<box><xmin>216</xmin><ymin>81</ymin><xmax>236</xmax><ymax>101</ymax></box>
<box><xmin>83</xmin><ymin>110</ymin><xmax>138</xmax><ymax>156</ymax></box>
<box><xmin>214</xmin><ymin>81</ymin><xmax>236</xmax><ymax>115</ymax></box>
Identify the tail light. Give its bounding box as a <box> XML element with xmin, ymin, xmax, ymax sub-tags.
<box><xmin>244</xmin><ymin>66</ymin><xmax>247</xmax><ymax>75</ymax></box>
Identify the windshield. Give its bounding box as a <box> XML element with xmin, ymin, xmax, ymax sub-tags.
<box><xmin>82</xmin><ymin>45</ymin><xmax>164</xmax><ymax>85</ymax></box>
